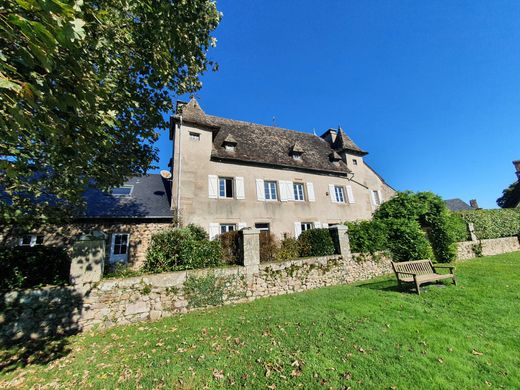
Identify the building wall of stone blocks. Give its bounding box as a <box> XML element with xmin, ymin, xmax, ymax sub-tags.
<box><xmin>456</xmin><ymin>236</ymin><xmax>520</xmax><ymax>260</ymax></box>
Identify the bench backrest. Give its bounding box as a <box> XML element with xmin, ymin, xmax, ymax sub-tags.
<box><xmin>392</xmin><ymin>260</ymin><xmax>434</xmax><ymax>276</ymax></box>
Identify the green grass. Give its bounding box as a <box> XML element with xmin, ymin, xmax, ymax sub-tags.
<box><xmin>2</xmin><ymin>252</ymin><xmax>520</xmax><ymax>389</ymax></box>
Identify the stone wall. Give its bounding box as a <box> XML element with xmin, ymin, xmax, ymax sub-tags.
<box><xmin>79</xmin><ymin>253</ymin><xmax>392</xmax><ymax>330</ymax></box>
<box><xmin>456</xmin><ymin>236</ymin><xmax>520</xmax><ymax>260</ymax></box>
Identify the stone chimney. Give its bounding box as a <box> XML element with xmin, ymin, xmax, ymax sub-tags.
<box><xmin>469</xmin><ymin>199</ymin><xmax>479</xmax><ymax>209</ymax></box>
<box><xmin>513</xmin><ymin>160</ymin><xmax>520</xmax><ymax>180</ymax></box>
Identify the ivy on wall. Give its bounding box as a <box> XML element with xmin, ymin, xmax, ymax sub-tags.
<box><xmin>456</xmin><ymin>209</ymin><xmax>520</xmax><ymax>240</ymax></box>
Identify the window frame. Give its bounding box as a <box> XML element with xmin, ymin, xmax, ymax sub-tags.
<box><xmin>220</xmin><ymin>224</ymin><xmax>236</xmax><ymax>234</ymax></box>
<box><xmin>301</xmin><ymin>222</ymin><xmax>314</xmax><ymax>232</ymax></box>
<box><xmin>111</xmin><ymin>185</ymin><xmax>133</xmax><ymax>198</ymax></box>
<box><xmin>218</xmin><ymin>177</ymin><xmax>234</xmax><ymax>199</ymax></box>
<box><xmin>189</xmin><ymin>132</ymin><xmax>201</xmax><ymax>141</ymax></box>
<box><xmin>109</xmin><ymin>233</ymin><xmax>130</xmax><ymax>263</ymax></box>
<box><xmin>372</xmin><ymin>190</ymin><xmax>381</xmax><ymax>206</ymax></box>
<box><xmin>18</xmin><ymin>234</ymin><xmax>44</xmax><ymax>247</ymax></box>
<box><xmin>334</xmin><ymin>185</ymin><xmax>346</xmax><ymax>203</ymax></box>
<box><xmin>254</xmin><ymin>223</ymin><xmax>270</xmax><ymax>232</ymax></box>
<box><xmin>293</xmin><ymin>182</ymin><xmax>305</xmax><ymax>201</ymax></box>
<box><xmin>264</xmin><ymin>181</ymin><xmax>278</xmax><ymax>201</ymax></box>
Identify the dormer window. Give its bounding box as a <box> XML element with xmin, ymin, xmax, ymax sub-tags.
<box><xmin>290</xmin><ymin>142</ymin><xmax>304</xmax><ymax>161</ymax></box>
<box><xmin>222</xmin><ymin>134</ymin><xmax>237</xmax><ymax>152</ymax></box>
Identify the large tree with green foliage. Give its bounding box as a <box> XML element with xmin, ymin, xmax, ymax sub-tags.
<box><xmin>0</xmin><ymin>0</ymin><xmax>220</xmax><ymax>227</ymax></box>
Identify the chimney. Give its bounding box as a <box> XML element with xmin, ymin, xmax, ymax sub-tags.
<box><xmin>469</xmin><ymin>199</ymin><xmax>479</xmax><ymax>209</ymax></box>
<box><xmin>513</xmin><ymin>160</ymin><xmax>520</xmax><ymax>180</ymax></box>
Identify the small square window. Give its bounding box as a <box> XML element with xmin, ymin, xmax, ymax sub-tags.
<box><xmin>220</xmin><ymin>224</ymin><xmax>236</xmax><ymax>234</ymax></box>
<box><xmin>264</xmin><ymin>181</ymin><xmax>278</xmax><ymax>201</ymax></box>
<box><xmin>352</xmin><ymin>159</ymin><xmax>358</xmax><ymax>165</ymax></box>
<box><xmin>189</xmin><ymin>132</ymin><xmax>200</xmax><ymax>141</ymax></box>
<box><xmin>334</xmin><ymin>186</ymin><xmax>346</xmax><ymax>203</ymax></box>
<box><xmin>111</xmin><ymin>185</ymin><xmax>133</xmax><ymax>197</ymax></box>
<box><xmin>225</xmin><ymin>144</ymin><xmax>235</xmax><ymax>152</ymax></box>
<box><xmin>301</xmin><ymin>222</ymin><xmax>314</xmax><ymax>232</ymax></box>
<box><xmin>293</xmin><ymin>183</ymin><xmax>305</xmax><ymax>201</ymax></box>
<box><xmin>219</xmin><ymin>177</ymin><xmax>234</xmax><ymax>198</ymax></box>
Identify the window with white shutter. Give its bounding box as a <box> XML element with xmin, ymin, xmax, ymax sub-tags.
<box><xmin>329</xmin><ymin>184</ymin><xmax>336</xmax><ymax>203</ymax></box>
<box><xmin>256</xmin><ymin>179</ymin><xmax>265</xmax><ymax>201</ymax></box>
<box><xmin>235</xmin><ymin>177</ymin><xmax>245</xmax><ymax>199</ymax></box>
<box><xmin>293</xmin><ymin>183</ymin><xmax>304</xmax><ymax>201</ymax></box>
<box><xmin>279</xmin><ymin>180</ymin><xmax>288</xmax><ymax>202</ymax></box>
<box><xmin>294</xmin><ymin>222</ymin><xmax>302</xmax><ymax>238</ymax></box>
<box><xmin>238</xmin><ymin>222</ymin><xmax>247</xmax><ymax>230</ymax></box>
<box><xmin>346</xmin><ymin>185</ymin><xmax>355</xmax><ymax>204</ymax></box>
<box><xmin>209</xmin><ymin>223</ymin><xmax>219</xmax><ymax>240</ymax></box>
<box><xmin>208</xmin><ymin>175</ymin><xmax>218</xmax><ymax>199</ymax></box>
<box><xmin>287</xmin><ymin>181</ymin><xmax>295</xmax><ymax>201</ymax></box>
<box><xmin>306</xmin><ymin>182</ymin><xmax>316</xmax><ymax>202</ymax></box>
<box><xmin>314</xmin><ymin>222</ymin><xmax>322</xmax><ymax>228</ymax></box>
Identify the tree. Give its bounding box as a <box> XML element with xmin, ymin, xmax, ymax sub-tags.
<box><xmin>496</xmin><ymin>182</ymin><xmax>519</xmax><ymax>208</ymax></box>
<box><xmin>0</xmin><ymin>0</ymin><xmax>221</xmax><ymax>227</ymax></box>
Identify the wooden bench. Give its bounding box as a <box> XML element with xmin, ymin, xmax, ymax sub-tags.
<box><xmin>391</xmin><ymin>260</ymin><xmax>456</xmax><ymax>294</ymax></box>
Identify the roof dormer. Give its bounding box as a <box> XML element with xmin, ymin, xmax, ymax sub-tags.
<box><xmin>222</xmin><ymin>134</ymin><xmax>237</xmax><ymax>152</ymax></box>
<box><xmin>290</xmin><ymin>142</ymin><xmax>304</xmax><ymax>161</ymax></box>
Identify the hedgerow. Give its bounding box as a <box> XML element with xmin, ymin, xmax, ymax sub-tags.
<box><xmin>456</xmin><ymin>209</ymin><xmax>520</xmax><ymax>239</ymax></box>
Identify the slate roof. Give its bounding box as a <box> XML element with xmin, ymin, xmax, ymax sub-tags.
<box><xmin>80</xmin><ymin>174</ymin><xmax>172</xmax><ymax>219</ymax></box>
<box><xmin>444</xmin><ymin>198</ymin><xmax>475</xmax><ymax>212</ymax></box>
<box><xmin>176</xmin><ymin>98</ymin><xmax>367</xmax><ymax>175</ymax></box>
<box><xmin>332</xmin><ymin>128</ymin><xmax>368</xmax><ymax>155</ymax></box>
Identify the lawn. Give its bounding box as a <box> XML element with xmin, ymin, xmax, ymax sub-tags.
<box><xmin>1</xmin><ymin>252</ymin><xmax>519</xmax><ymax>389</ymax></box>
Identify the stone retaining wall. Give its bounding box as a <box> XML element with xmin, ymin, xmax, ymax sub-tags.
<box><xmin>456</xmin><ymin>236</ymin><xmax>520</xmax><ymax>260</ymax></box>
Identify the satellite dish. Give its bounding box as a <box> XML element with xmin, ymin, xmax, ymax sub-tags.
<box><xmin>160</xmin><ymin>170</ymin><xmax>172</xmax><ymax>180</ymax></box>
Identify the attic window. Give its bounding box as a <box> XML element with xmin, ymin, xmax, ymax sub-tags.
<box><xmin>292</xmin><ymin>154</ymin><xmax>302</xmax><ymax>161</ymax></box>
<box><xmin>352</xmin><ymin>159</ymin><xmax>358</xmax><ymax>165</ymax></box>
<box><xmin>290</xmin><ymin>142</ymin><xmax>304</xmax><ymax>160</ymax></box>
<box><xmin>225</xmin><ymin>144</ymin><xmax>236</xmax><ymax>152</ymax></box>
<box><xmin>222</xmin><ymin>134</ymin><xmax>237</xmax><ymax>152</ymax></box>
<box><xmin>189</xmin><ymin>132</ymin><xmax>200</xmax><ymax>141</ymax></box>
<box><xmin>111</xmin><ymin>185</ymin><xmax>133</xmax><ymax>197</ymax></box>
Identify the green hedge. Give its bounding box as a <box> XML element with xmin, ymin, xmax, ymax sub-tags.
<box><xmin>456</xmin><ymin>209</ymin><xmax>520</xmax><ymax>240</ymax></box>
<box><xmin>346</xmin><ymin>220</ymin><xmax>388</xmax><ymax>254</ymax></box>
<box><xmin>0</xmin><ymin>246</ymin><xmax>71</xmax><ymax>290</ymax></box>
<box><xmin>298</xmin><ymin>228</ymin><xmax>335</xmax><ymax>257</ymax></box>
<box><xmin>143</xmin><ymin>227</ymin><xmax>222</xmax><ymax>273</ymax></box>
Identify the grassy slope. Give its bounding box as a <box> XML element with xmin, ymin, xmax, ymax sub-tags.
<box><xmin>1</xmin><ymin>252</ymin><xmax>519</xmax><ymax>389</ymax></box>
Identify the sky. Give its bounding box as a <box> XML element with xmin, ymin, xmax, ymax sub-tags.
<box><xmin>154</xmin><ymin>0</ymin><xmax>520</xmax><ymax>209</ymax></box>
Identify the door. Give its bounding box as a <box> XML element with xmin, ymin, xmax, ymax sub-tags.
<box><xmin>110</xmin><ymin>233</ymin><xmax>129</xmax><ymax>263</ymax></box>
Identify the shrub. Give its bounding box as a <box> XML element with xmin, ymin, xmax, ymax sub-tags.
<box><xmin>143</xmin><ymin>227</ymin><xmax>222</xmax><ymax>273</ymax></box>
<box><xmin>104</xmin><ymin>262</ymin><xmax>144</xmax><ymax>279</ymax></box>
<box><xmin>456</xmin><ymin>209</ymin><xmax>520</xmax><ymax>239</ymax></box>
<box><xmin>385</xmin><ymin>219</ymin><xmax>433</xmax><ymax>262</ymax></box>
<box><xmin>259</xmin><ymin>232</ymin><xmax>279</xmax><ymax>263</ymax></box>
<box><xmin>0</xmin><ymin>246</ymin><xmax>70</xmax><ymax>290</ymax></box>
<box><xmin>346</xmin><ymin>220</ymin><xmax>388</xmax><ymax>254</ymax></box>
<box><xmin>274</xmin><ymin>237</ymin><xmax>300</xmax><ymax>262</ymax></box>
<box><xmin>298</xmin><ymin>228</ymin><xmax>335</xmax><ymax>257</ymax></box>
<box><xmin>219</xmin><ymin>231</ymin><xmax>240</xmax><ymax>265</ymax></box>
<box><xmin>186</xmin><ymin>223</ymin><xmax>209</xmax><ymax>241</ymax></box>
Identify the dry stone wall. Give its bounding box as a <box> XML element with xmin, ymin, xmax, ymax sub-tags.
<box><xmin>456</xmin><ymin>236</ymin><xmax>520</xmax><ymax>260</ymax></box>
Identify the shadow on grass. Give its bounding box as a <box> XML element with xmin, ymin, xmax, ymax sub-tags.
<box><xmin>355</xmin><ymin>279</ymin><xmax>415</xmax><ymax>294</ymax></box>
<box><xmin>0</xmin><ymin>337</ymin><xmax>72</xmax><ymax>373</ymax></box>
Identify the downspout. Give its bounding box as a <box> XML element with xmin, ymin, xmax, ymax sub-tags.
<box><xmin>176</xmin><ymin>116</ymin><xmax>183</xmax><ymax>222</ymax></box>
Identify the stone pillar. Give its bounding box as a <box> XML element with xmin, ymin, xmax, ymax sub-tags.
<box><xmin>240</xmin><ymin>228</ymin><xmax>260</xmax><ymax>273</ymax></box>
<box><xmin>329</xmin><ymin>225</ymin><xmax>352</xmax><ymax>258</ymax></box>
<box><xmin>70</xmin><ymin>234</ymin><xmax>105</xmax><ymax>291</ymax></box>
<box><xmin>467</xmin><ymin>223</ymin><xmax>478</xmax><ymax>242</ymax></box>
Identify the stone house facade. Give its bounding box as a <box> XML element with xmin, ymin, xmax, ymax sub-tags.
<box><xmin>171</xmin><ymin>98</ymin><xmax>395</xmax><ymax>239</ymax></box>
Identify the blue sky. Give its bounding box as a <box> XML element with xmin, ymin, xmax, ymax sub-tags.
<box><xmin>154</xmin><ymin>0</ymin><xmax>520</xmax><ymax>209</ymax></box>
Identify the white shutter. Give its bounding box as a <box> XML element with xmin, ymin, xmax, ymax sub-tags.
<box><xmin>329</xmin><ymin>184</ymin><xmax>336</xmax><ymax>203</ymax></box>
<box><xmin>209</xmin><ymin>223</ymin><xmax>219</xmax><ymax>240</ymax></box>
<box><xmin>322</xmin><ymin>223</ymin><xmax>329</xmax><ymax>228</ymax></box>
<box><xmin>346</xmin><ymin>185</ymin><xmax>355</xmax><ymax>204</ymax></box>
<box><xmin>279</xmin><ymin>180</ymin><xmax>288</xmax><ymax>202</ymax></box>
<box><xmin>314</xmin><ymin>222</ymin><xmax>322</xmax><ymax>229</ymax></box>
<box><xmin>370</xmin><ymin>190</ymin><xmax>377</xmax><ymax>206</ymax></box>
<box><xmin>208</xmin><ymin>175</ymin><xmax>218</xmax><ymax>199</ymax></box>
<box><xmin>256</xmin><ymin>179</ymin><xmax>265</xmax><ymax>201</ymax></box>
<box><xmin>238</xmin><ymin>222</ymin><xmax>247</xmax><ymax>230</ymax></box>
<box><xmin>287</xmin><ymin>181</ymin><xmax>295</xmax><ymax>201</ymax></box>
<box><xmin>307</xmin><ymin>182</ymin><xmax>316</xmax><ymax>202</ymax></box>
<box><xmin>294</xmin><ymin>222</ymin><xmax>302</xmax><ymax>238</ymax></box>
<box><xmin>377</xmin><ymin>190</ymin><xmax>383</xmax><ymax>204</ymax></box>
<box><xmin>235</xmin><ymin>177</ymin><xmax>245</xmax><ymax>199</ymax></box>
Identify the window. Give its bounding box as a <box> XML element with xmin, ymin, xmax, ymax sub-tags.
<box><xmin>372</xmin><ymin>190</ymin><xmax>381</xmax><ymax>206</ymax></box>
<box><xmin>334</xmin><ymin>186</ymin><xmax>345</xmax><ymax>203</ymax></box>
<box><xmin>292</xmin><ymin>154</ymin><xmax>302</xmax><ymax>161</ymax></box>
<box><xmin>225</xmin><ymin>144</ymin><xmax>236</xmax><ymax>152</ymax></box>
<box><xmin>264</xmin><ymin>181</ymin><xmax>278</xmax><ymax>201</ymax></box>
<box><xmin>255</xmin><ymin>223</ymin><xmax>270</xmax><ymax>231</ymax></box>
<box><xmin>110</xmin><ymin>233</ymin><xmax>129</xmax><ymax>263</ymax></box>
<box><xmin>301</xmin><ymin>222</ymin><xmax>313</xmax><ymax>232</ymax></box>
<box><xmin>111</xmin><ymin>185</ymin><xmax>133</xmax><ymax>197</ymax></box>
<box><xmin>19</xmin><ymin>234</ymin><xmax>44</xmax><ymax>247</ymax></box>
<box><xmin>219</xmin><ymin>177</ymin><xmax>234</xmax><ymax>198</ymax></box>
<box><xmin>293</xmin><ymin>183</ymin><xmax>305</xmax><ymax>201</ymax></box>
<box><xmin>220</xmin><ymin>224</ymin><xmax>236</xmax><ymax>234</ymax></box>
<box><xmin>189</xmin><ymin>132</ymin><xmax>200</xmax><ymax>141</ymax></box>
<box><xmin>352</xmin><ymin>159</ymin><xmax>358</xmax><ymax>165</ymax></box>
